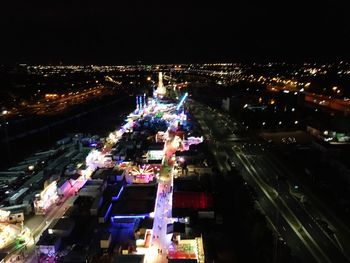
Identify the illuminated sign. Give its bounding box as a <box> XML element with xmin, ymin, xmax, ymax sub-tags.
<box><xmin>147</xmin><ymin>150</ymin><xmax>164</xmax><ymax>160</ymax></box>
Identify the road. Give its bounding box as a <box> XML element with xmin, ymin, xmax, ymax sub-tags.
<box><xmin>189</xmin><ymin>100</ymin><xmax>350</xmax><ymax>263</ymax></box>
<box><xmin>145</xmin><ymin>177</ymin><xmax>173</xmax><ymax>263</ymax></box>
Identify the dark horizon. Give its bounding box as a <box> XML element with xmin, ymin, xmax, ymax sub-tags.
<box><xmin>1</xmin><ymin>1</ymin><xmax>349</xmax><ymax>64</ymax></box>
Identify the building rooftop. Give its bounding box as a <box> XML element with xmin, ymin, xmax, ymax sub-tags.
<box><xmin>174</xmin><ymin>175</ymin><xmax>212</xmax><ymax>192</ymax></box>
<box><xmin>49</xmin><ymin>217</ymin><xmax>75</xmax><ymax>232</ymax></box>
<box><xmin>37</xmin><ymin>232</ymin><xmax>61</xmax><ymax>246</ymax></box>
<box><xmin>110</xmin><ymin>184</ymin><xmax>157</xmax><ymax>217</ymax></box>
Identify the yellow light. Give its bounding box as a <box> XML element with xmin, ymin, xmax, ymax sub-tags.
<box><xmin>147</xmin><ymin>76</ymin><xmax>151</xmax><ymax>81</ymax></box>
<box><xmin>45</xmin><ymin>93</ymin><xmax>58</xmax><ymax>99</ymax></box>
<box><xmin>332</xmin><ymin>86</ymin><xmax>338</xmax><ymax>91</ymax></box>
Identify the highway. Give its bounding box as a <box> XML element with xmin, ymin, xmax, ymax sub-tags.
<box><xmin>189</xmin><ymin>100</ymin><xmax>350</xmax><ymax>263</ymax></box>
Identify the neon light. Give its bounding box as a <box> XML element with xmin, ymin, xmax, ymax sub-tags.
<box><xmin>112</xmin><ymin>212</ymin><xmax>151</xmax><ymax>219</ymax></box>
<box><xmin>104</xmin><ymin>203</ymin><xmax>112</xmax><ymax>221</ymax></box>
<box><xmin>139</xmin><ymin>96</ymin><xmax>143</xmax><ymax>109</ymax></box>
<box><xmin>112</xmin><ymin>215</ymin><xmax>145</xmax><ymax>219</ymax></box>
<box><xmin>176</xmin><ymin>92</ymin><xmax>188</xmax><ymax>111</ymax></box>
<box><xmin>112</xmin><ymin>186</ymin><xmax>125</xmax><ymax>201</ymax></box>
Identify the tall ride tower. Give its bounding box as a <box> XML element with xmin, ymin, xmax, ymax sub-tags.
<box><xmin>156</xmin><ymin>72</ymin><xmax>166</xmax><ymax>97</ymax></box>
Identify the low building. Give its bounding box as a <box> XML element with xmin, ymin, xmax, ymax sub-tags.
<box><xmin>92</xmin><ymin>169</ymin><xmax>120</xmax><ymax>185</ymax></box>
<box><xmin>8</xmin><ymin>211</ymin><xmax>24</xmax><ymax>223</ymax></box>
<box><xmin>98</xmin><ymin>202</ymin><xmax>112</xmax><ymax>224</ymax></box>
<box><xmin>172</xmin><ymin>176</ymin><xmax>214</xmax><ymax>218</ymax></box>
<box><xmin>48</xmin><ymin>218</ymin><xmax>75</xmax><ymax>237</ymax></box>
<box><xmin>37</xmin><ymin>233</ymin><xmax>61</xmax><ymax>256</ymax></box>
<box><xmin>186</xmin><ymin>165</ymin><xmax>213</xmax><ymax>176</ymax></box>
<box><xmin>90</xmin><ymin>195</ymin><xmax>103</xmax><ymax>216</ymax></box>
<box><xmin>2</xmin><ymin>203</ymin><xmax>31</xmax><ymax>217</ymax></box>
<box><xmin>77</xmin><ymin>188</ymin><xmax>97</xmax><ymax>198</ymax></box>
<box><xmin>167</xmin><ymin>236</ymin><xmax>205</xmax><ymax>263</ymax></box>
<box><xmin>110</xmin><ymin>184</ymin><xmax>157</xmax><ymax>224</ymax></box>
<box><xmin>100</xmin><ymin>232</ymin><xmax>111</xmax><ymax>249</ymax></box>
<box><xmin>9</xmin><ymin>187</ymin><xmax>29</xmax><ymax>205</ymax></box>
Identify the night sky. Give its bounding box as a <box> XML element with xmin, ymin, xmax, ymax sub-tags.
<box><xmin>1</xmin><ymin>1</ymin><xmax>349</xmax><ymax>64</ymax></box>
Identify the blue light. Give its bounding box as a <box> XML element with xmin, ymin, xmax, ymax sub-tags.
<box><xmin>176</xmin><ymin>92</ymin><xmax>188</xmax><ymax>111</ymax></box>
<box><xmin>112</xmin><ymin>185</ymin><xmax>124</xmax><ymax>201</ymax></box>
<box><xmin>112</xmin><ymin>214</ymin><xmax>148</xmax><ymax>219</ymax></box>
<box><xmin>139</xmin><ymin>96</ymin><xmax>143</xmax><ymax>109</ymax></box>
<box><xmin>102</xmin><ymin>203</ymin><xmax>112</xmax><ymax>222</ymax></box>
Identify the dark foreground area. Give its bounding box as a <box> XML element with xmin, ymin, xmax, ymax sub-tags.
<box><xmin>0</xmin><ymin>95</ymin><xmax>135</xmax><ymax>169</ymax></box>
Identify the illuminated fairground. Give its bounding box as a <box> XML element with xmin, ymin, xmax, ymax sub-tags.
<box><xmin>127</xmin><ymin>164</ymin><xmax>155</xmax><ymax>184</ymax></box>
<box><xmin>0</xmin><ymin>210</ymin><xmax>31</xmax><ymax>250</ymax></box>
<box><xmin>167</xmin><ymin>237</ymin><xmax>205</xmax><ymax>262</ymax></box>
<box><xmin>65</xmin><ymin>73</ymin><xmax>204</xmax><ymax>262</ymax></box>
<box><xmin>34</xmin><ymin>181</ymin><xmax>59</xmax><ymax>215</ymax></box>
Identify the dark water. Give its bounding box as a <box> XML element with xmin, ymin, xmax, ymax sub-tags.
<box><xmin>0</xmin><ymin>95</ymin><xmax>135</xmax><ymax>169</ymax></box>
